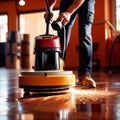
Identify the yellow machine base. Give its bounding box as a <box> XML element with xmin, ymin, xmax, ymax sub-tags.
<box><xmin>19</xmin><ymin>70</ymin><xmax>76</xmax><ymax>95</ymax></box>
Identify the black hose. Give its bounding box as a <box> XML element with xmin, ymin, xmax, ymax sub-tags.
<box><xmin>45</xmin><ymin>0</ymin><xmax>51</xmax><ymax>35</ymax></box>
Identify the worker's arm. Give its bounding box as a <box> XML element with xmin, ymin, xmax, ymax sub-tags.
<box><xmin>58</xmin><ymin>0</ymin><xmax>85</xmax><ymax>25</ymax></box>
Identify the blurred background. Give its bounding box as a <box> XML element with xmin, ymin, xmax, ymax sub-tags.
<box><xmin>0</xmin><ymin>0</ymin><xmax>120</xmax><ymax>71</ymax></box>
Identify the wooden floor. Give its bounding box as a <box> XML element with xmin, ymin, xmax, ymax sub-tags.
<box><xmin>0</xmin><ymin>68</ymin><xmax>120</xmax><ymax>120</ymax></box>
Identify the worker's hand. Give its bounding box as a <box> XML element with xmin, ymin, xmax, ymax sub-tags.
<box><xmin>57</xmin><ymin>12</ymin><xmax>71</xmax><ymax>26</ymax></box>
<box><xmin>44</xmin><ymin>11</ymin><xmax>54</xmax><ymax>23</ymax></box>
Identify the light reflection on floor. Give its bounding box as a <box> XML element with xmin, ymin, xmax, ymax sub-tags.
<box><xmin>18</xmin><ymin>87</ymin><xmax>116</xmax><ymax>120</ymax></box>
<box><xmin>18</xmin><ymin>86</ymin><xmax>116</xmax><ymax>111</ymax></box>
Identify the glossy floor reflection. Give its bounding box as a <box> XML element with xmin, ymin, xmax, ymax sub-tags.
<box><xmin>0</xmin><ymin>68</ymin><xmax>120</xmax><ymax>120</ymax></box>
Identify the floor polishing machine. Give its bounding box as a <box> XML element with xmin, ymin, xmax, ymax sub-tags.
<box><xmin>18</xmin><ymin>0</ymin><xmax>76</xmax><ymax>96</ymax></box>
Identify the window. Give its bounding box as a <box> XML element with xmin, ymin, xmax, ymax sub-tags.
<box><xmin>0</xmin><ymin>14</ymin><xmax>8</xmax><ymax>42</ymax></box>
<box><xmin>116</xmin><ymin>0</ymin><xmax>120</xmax><ymax>31</ymax></box>
<box><xmin>19</xmin><ymin>11</ymin><xmax>59</xmax><ymax>36</ymax></box>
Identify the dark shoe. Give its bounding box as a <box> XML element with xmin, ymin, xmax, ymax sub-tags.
<box><xmin>78</xmin><ymin>74</ymin><xmax>96</xmax><ymax>88</ymax></box>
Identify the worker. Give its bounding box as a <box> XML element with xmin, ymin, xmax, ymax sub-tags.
<box><xmin>44</xmin><ymin>0</ymin><xmax>96</xmax><ymax>88</ymax></box>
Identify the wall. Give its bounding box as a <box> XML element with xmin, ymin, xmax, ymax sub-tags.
<box><xmin>0</xmin><ymin>0</ymin><xmax>113</xmax><ymax>69</ymax></box>
<box><xmin>92</xmin><ymin>0</ymin><xmax>114</xmax><ymax>68</ymax></box>
<box><xmin>17</xmin><ymin>0</ymin><xmax>60</xmax><ymax>12</ymax></box>
<box><xmin>0</xmin><ymin>1</ymin><xmax>18</xmax><ymax>31</ymax></box>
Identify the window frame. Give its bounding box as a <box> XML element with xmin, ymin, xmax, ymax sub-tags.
<box><xmin>0</xmin><ymin>13</ymin><xmax>8</xmax><ymax>43</ymax></box>
<box><xmin>112</xmin><ymin>0</ymin><xmax>120</xmax><ymax>32</ymax></box>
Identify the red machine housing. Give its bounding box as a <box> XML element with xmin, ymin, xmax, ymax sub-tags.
<box><xmin>34</xmin><ymin>35</ymin><xmax>61</xmax><ymax>71</ymax></box>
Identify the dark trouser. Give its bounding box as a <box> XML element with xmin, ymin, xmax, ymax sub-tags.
<box><xmin>58</xmin><ymin>0</ymin><xmax>95</xmax><ymax>76</ymax></box>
